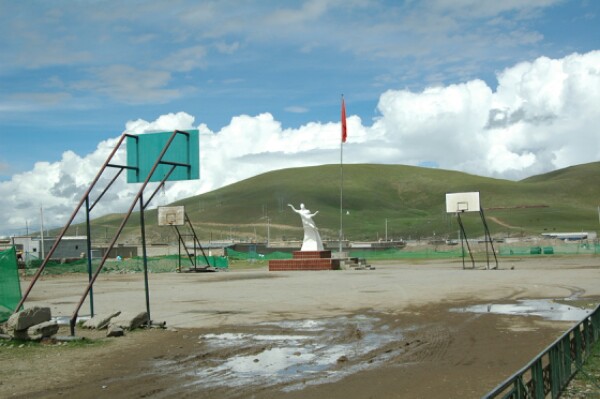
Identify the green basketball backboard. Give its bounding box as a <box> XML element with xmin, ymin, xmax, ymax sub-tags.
<box><xmin>126</xmin><ymin>130</ymin><xmax>199</xmax><ymax>183</ymax></box>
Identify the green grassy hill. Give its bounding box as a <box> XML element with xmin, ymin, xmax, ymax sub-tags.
<box><xmin>68</xmin><ymin>162</ymin><xmax>600</xmax><ymax>244</ymax></box>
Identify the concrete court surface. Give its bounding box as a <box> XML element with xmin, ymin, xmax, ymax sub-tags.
<box><xmin>2</xmin><ymin>256</ymin><xmax>599</xmax><ymax>398</ymax></box>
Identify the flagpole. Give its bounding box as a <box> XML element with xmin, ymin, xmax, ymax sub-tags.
<box><xmin>339</xmin><ymin>95</ymin><xmax>345</xmax><ymax>255</ymax></box>
<box><xmin>339</xmin><ymin>121</ymin><xmax>343</xmax><ymax>255</ymax></box>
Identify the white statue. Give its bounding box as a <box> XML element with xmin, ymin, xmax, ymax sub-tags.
<box><xmin>288</xmin><ymin>203</ymin><xmax>324</xmax><ymax>251</ymax></box>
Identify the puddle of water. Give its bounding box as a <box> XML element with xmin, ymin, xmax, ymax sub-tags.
<box><xmin>266</xmin><ymin>319</ymin><xmax>326</xmax><ymax>331</ymax></box>
<box><xmin>217</xmin><ymin>347</ymin><xmax>321</xmax><ymax>377</ymax></box>
<box><xmin>161</xmin><ymin>314</ymin><xmax>407</xmax><ymax>392</ymax></box>
<box><xmin>453</xmin><ymin>299</ymin><xmax>592</xmax><ymax>321</ymax></box>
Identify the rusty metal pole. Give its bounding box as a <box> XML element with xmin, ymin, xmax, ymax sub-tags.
<box><xmin>14</xmin><ymin>133</ymin><xmax>130</xmax><ymax>313</ymax></box>
<box><xmin>139</xmin><ymin>192</ymin><xmax>151</xmax><ymax>322</ymax></box>
<box><xmin>69</xmin><ymin>130</ymin><xmax>184</xmax><ymax>335</ymax></box>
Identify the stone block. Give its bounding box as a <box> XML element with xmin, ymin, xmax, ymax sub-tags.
<box><xmin>109</xmin><ymin>311</ymin><xmax>149</xmax><ymax>330</ymax></box>
<box><xmin>7</xmin><ymin>307</ymin><xmax>51</xmax><ymax>331</ymax></box>
<box><xmin>82</xmin><ymin>311</ymin><xmax>121</xmax><ymax>330</ymax></box>
<box><xmin>29</xmin><ymin>321</ymin><xmax>59</xmax><ymax>338</ymax></box>
<box><xmin>12</xmin><ymin>329</ymin><xmax>42</xmax><ymax>341</ymax></box>
<box><xmin>106</xmin><ymin>325</ymin><xmax>124</xmax><ymax>337</ymax></box>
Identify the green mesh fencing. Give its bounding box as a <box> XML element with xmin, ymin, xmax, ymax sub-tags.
<box><xmin>498</xmin><ymin>243</ymin><xmax>600</xmax><ymax>256</ymax></box>
<box><xmin>226</xmin><ymin>243</ymin><xmax>600</xmax><ymax>262</ymax></box>
<box><xmin>226</xmin><ymin>248</ymin><xmax>464</xmax><ymax>260</ymax></box>
<box><xmin>226</xmin><ymin>249</ymin><xmax>293</xmax><ymax>260</ymax></box>
<box><xmin>0</xmin><ymin>247</ymin><xmax>22</xmax><ymax>322</ymax></box>
<box><xmin>183</xmin><ymin>255</ymin><xmax>229</xmax><ymax>269</ymax></box>
<box><xmin>24</xmin><ymin>255</ymin><xmax>228</xmax><ymax>276</ymax></box>
<box><xmin>349</xmin><ymin>248</ymin><xmax>464</xmax><ymax>259</ymax></box>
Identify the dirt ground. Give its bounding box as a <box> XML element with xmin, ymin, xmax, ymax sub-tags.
<box><xmin>1</xmin><ymin>256</ymin><xmax>600</xmax><ymax>398</ymax></box>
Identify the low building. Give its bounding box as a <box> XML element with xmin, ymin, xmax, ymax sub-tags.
<box><xmin>541</xmin><ymin>232</ymin><xmax>597</xmax><ymax>241</ymax></box>
<box><xmin>11</xmin><ymin>236</ymin><xmax>88</xmax><ymax>261</ymax></box>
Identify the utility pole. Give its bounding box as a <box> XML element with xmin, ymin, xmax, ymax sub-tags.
<box><xmin>267</xmin><ymin>217</ymin><xmax>271</xmax><ymax>247</ymax></box>
<box><xmin>40</xmin><ymin>206</ymin><xmax>45</xmax><ymax>260</ymax></box>
<box><xmin>385</xmin><ymin>218</ymin><xmax>388</xmax><ymax>241</ymax></box>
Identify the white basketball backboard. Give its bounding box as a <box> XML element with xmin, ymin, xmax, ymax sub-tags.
<box><xmin>158</xmin><ymin>206</ymin><xmax>185</xmax><ymax>226</ymax></box>
<box><xmin>445</xmin><ymin>192</ymin><xmax>480</xmax><ymax>213</ymax></box>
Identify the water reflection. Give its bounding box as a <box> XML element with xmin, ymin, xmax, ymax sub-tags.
<box><xmin>453</xmin><ymin>299</ymin><xmax>591</xmax><ymax>321</ymax></box>
<box><xmin>163</xmin><ymin>315</ymin><xmax>406</xmax><ymax>391</ymax></box>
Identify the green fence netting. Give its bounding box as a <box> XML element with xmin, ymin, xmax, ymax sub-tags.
<box><xmin>349</xmin><ymin>248</ymin><xmax>464</xmax><ymax>260</ymax></box>
<box><xmin>226</xmin><ymin>247</ymin><xmax>465</xmax><ymax>260</ymax></box>
<box><xmin>18</xmin><ymin>242</ymin><xmax>600</xmax><ymax>278</ymax></box>
<box><xmin>227</xmin><ymin>243</ymin><xmax>600</xmax><ymax>262</ymax></box>
<box><xmin>0</xmin><ymin>247</ymin><xmax>22</xmax><ymax>322</ymax></box>
<box><xmin>24</xmin><ymin>254</ymin><xmax>228</xmax><ymax>276</ymax></box>
<box><xmin>499</xmin><ymin>243</ymin><xmax>600</xmax><ymax>256</ymax></box>
<box><xmin>226</xmin><ymin>249</ymin><xmax>293</xmax><ymax>260</ymax></box>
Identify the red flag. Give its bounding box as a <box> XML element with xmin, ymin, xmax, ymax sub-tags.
<box><xmin>341</xmin><ymin>97</ymin><xmax>347</xmax><ymax>143</ymax></box>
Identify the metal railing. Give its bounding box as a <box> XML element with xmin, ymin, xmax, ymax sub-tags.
<box><xmin>483</xmin><ymin>303</ymin><xmax>600</xmax><ymax>399</ymax></box>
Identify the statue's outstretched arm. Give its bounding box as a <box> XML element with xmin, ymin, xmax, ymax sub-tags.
<box><xmin>308</xmin><ymin>211</ymin><xmax>319</xmax><ymax>218</ymax></box>
<box><xmin>287</xmin><ymin>204</ymin><xmax>298</xmax><ymax>212</ymax></box>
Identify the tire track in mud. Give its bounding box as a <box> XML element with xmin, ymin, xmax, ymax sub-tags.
<box><xmin>401</xmin><ymin>324</ymin><xmax>453</xmax><ymax>363</ymax></box>
<box><xmin>556</xmin><ymin>285</ymin><xmax>586</xmax><ymax>300</ymax></box>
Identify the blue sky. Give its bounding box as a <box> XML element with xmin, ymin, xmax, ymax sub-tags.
<box><xmin>0</xmin><ymin>0</ymin><xmax>599</xmax><ymax>235</ymax></box>
<box><xmin>1</xmin><ymin>0</ymin><xmax>597</xmax><ymax>177</ymax></box>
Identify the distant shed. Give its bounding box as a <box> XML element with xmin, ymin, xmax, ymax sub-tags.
<box><xmin>11</xmin><ymin>236</ymin><xmax>88</xmax><ymax>261</ymax></box>
<box><xmin>541</xmin><ymin>232</ymin><xmax>597</xmax><ymax>241</ymax></box>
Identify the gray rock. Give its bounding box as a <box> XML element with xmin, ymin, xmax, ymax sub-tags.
<box><xmin>12</xmin><ymin>329</ymin><xmax>42</xmax><ymax>341</ymax></box>
<box><xmin>109</xmin><ymin>311</ymin><xmax>149</xmax><ymax>330</ymax></box>
<box><xmin>106</xmin><ymin>325</ymin><xmax>124</xmax><ymax>337</ymax></box>
<box><xmin>149</xmin><ymin>321</ymin><xmax>166</xmax><ymax>329</ymax></box>
<box><xmin>28</xmin><ymin>321</ymin><xmax>59</xmax><ymax>338</ymax></box>
<box><xmin>12</xmin><ymin>320</ymin><xmax>59</xmax><ymax>341</ymax></box>
<box><xmin>7</xmin><ymin>307</ymin><xmax>51</xmax><ymax>331</ymax></box>
<box><xmin>82</xmin><ymin>311</ymin><xmax>121</xmax><ymax>330</ymax></box>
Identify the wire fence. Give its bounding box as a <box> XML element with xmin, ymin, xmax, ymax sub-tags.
<box><xmin>22</xmin><ymin>254</ymin><xmax>228</xmax><ymax>276</ymax></box>
<box><xmin>15</xmin><ymin>242</ymin><xmax>600</xmax><ymax>277</ymax></box>
<box><xmin>0</xmin><ymin>247</ymin><xmax>22</xmax><ymax>322</ymax></box>
<box><xmin>484</xmin><ymin>304</ymin><xmax>600</xmax><ymax>399</ymax></box>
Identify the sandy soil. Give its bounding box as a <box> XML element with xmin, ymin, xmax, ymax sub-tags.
<box><xmin>1</xmin><ymin>256</ymin><xmax>599</xmax><ymax>398</ymax></box>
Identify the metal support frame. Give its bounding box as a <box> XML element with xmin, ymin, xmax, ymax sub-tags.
<box><xmin>172</xmin><ymin>212</ymin><xmax>211</xmax><ymax>272</ymax></box>
<box><xmin>456</xmin><ymin>212</ymin><xmax>475</xmax><ymax>269</ymax></box>
<box><xmin>84</xmin><ymin>196</ymin><xmax>94</xmax><ymax>317</ymax></box>
<box><xmin>13</xmin><ymin>130</ymin><xmax>195</xmax><ymax>337</ymax></box>
<box><xmin>15</xmin><ymin>133</ymin><xmax>138</xmax><ymax>313</ymax></box>
<box><xmin>479</xmin><ymin>207</ymin><xmax>499</xmax><ymax>270</ymax></box>
<box><xmin>455</xmin><ymin>205</ymin><xmax>499</xmax><ymax>270</ymax></box>
<box><xmin>68</xmin><ymin>130</ymin><xmax>192</xmax><ymax>334</ymax></box>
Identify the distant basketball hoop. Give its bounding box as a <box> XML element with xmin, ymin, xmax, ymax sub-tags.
<box><xmin>445</xmin><ymin>192</ymin><xmax>480</xmax><ymax>213</ymax></box>
<box><xmin>158</xmin><ymin>206</ymin><xmax>185</xmax><ymax>226</ymax></box>
<box><xmin>157</xmin><ymin>205</ymin><xmax>212</xmax><ymax>272</ymax></box>
<box><xmin>445</xmin><ymin>191</ymin><xmax>498</xmax><ymax>270</ymax></box>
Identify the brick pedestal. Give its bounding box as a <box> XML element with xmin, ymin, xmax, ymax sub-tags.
<box><xmin>269</xmin><ymin>250</ymin><xmax>339</xmax><ymax>271</ymax></box>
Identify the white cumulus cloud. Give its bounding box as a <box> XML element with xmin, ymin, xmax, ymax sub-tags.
<box><xmin>1</xmin><ymin>51</ymin><xmax>599</xmax><ymax>236</ymax></box>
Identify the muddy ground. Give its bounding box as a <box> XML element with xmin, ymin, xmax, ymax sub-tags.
<box><xmin>1</xmin><ymin>257</ymin><xmax>599</xmax><ymax>398</ymax></box>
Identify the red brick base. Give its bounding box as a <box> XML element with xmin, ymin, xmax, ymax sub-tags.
<box><xmin>269</xmin><ymin>250</ymin><xmax>339</xmax><ymax>271</ymax></box>
<box><xmin>292</xmin><ymin>250</ymin><xmax>332</xmax><ymax>259</ymax></box>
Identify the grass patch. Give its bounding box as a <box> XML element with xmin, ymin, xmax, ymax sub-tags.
<box><xmin>59</xmin><ymin>162</ymin><xmax>600</xmax><ymax>243</ymax></box>
<box><xmin>563</xmin><ymin>340</ymin><xmax>600</xmax><ymax>397</ymax></box>
<box><xmin>0</xmin><ymin>336</ymin><xmax>105</xmax><ymax>353</ymax></box>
